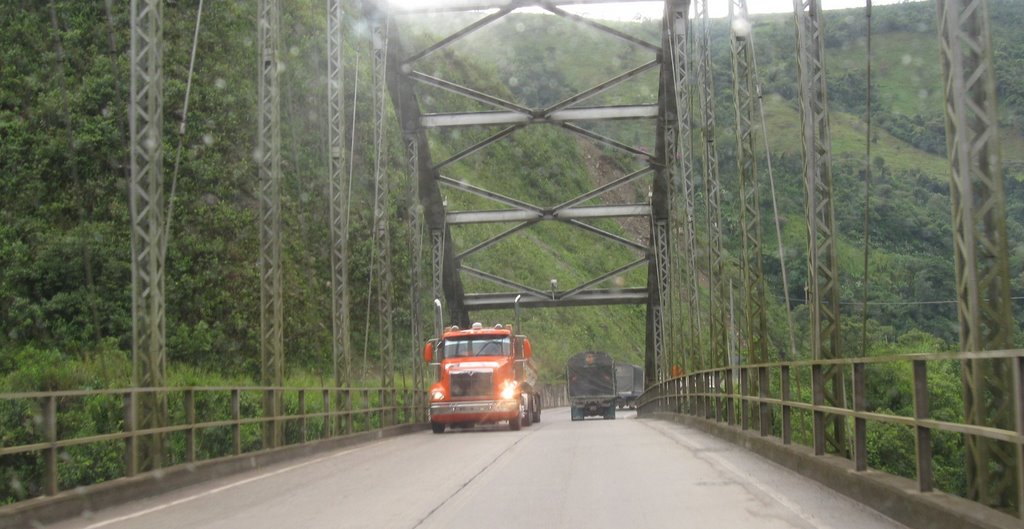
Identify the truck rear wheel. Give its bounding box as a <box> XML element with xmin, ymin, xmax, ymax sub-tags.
<box><xmin>431</xmin><ymin>421</ymin><xmax>446</xmax><ymax>434</ymax></box>
<box><xmin>532</xmin><ymin>395</ymin><xmax>541</xmax><ymax>423</ymax></box>
<box><xmin>520</xmin><ymin>394</ymin><xmax>532</xmax><ymax>427</ymax></box>
<box><xmin>604</xmin><ymin>406</ymin><xmax>616</xmax><ymax>420</ymax></box>
<box><xmin>509</xmin><ymin>416</ymin><xmax>521</xmax><ymax>431</ymax></box>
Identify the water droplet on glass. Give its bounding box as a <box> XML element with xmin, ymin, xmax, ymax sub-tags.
<box><xmin>731</xmin><ymin>17</ymin><xmax>751</xmax><ymax>38</ymax></box>
<box><xmin>203</xmin><ymin>134</ymin><xmax>214</xmax><ymax>146</ymax></box>
<box><xmin>901</xmin><ymin>54</ymin><xmax>912</xmax><ymax>66</ymax></box>
<box><xmin>215</xmin><ymin>78</ymin><xmax>227</xmax><ymax>90</ymax></box>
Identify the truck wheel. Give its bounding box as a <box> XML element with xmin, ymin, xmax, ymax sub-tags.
<box><xmin>604</xmin><ymin>406</ymin><xmax>616</xmax><ymax>420</ymax></box>
<box><xmin>520</xmin><ymin>394</ymin><xmax>532</xmax><ymax>427</ymax></box>
<box><xmin>431</xmin><ymin>422</ymin><xmax>446</xmax><ymax>434</ymax></box>
<box><xmin>509</xmin><ymin>415</ymin><xmax>521</xmax><ymax>431</ymax></box>
<box><xmin>570</xmin><ymin>407</ymin><xmax>582</xmax><ymax>421</ymax></box>
<box><xmin>532</xmin><ymin>395</ymin><xmax>541</xmax><ymax>423</ymax></box>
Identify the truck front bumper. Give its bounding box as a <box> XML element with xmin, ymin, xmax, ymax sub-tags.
<box><xmin>430</xmin><ymin>399</ymin><xmax>519</xmax><ymax>424</ymax></box>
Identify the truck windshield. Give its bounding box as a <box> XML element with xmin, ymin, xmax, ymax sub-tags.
<box><xmin>442</xmin><ymin>336</ymin><xmax>510</xmax><ymax>358</ymax></box>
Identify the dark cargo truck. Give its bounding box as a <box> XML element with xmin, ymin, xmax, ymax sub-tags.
<box><xmin>567</xmin><ymin>351</ymin><xmax>616</xmax><ymax>421</ymax></box>
<box><xmin>615</xmin><ymin>363</ymin><xmax>644</xmax><ymax>409</ymax></box>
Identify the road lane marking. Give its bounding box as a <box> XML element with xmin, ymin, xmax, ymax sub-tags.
<box><xmin>410</xmin><ymin>427</ymin><xmax>535</xmax><ymax>529</ymax></box>
<box><xmin>82</xmin><ymin>446</ymin><xmax>366</xmax><ymax>529</ymax></box>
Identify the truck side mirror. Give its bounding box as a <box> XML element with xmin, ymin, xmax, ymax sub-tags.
<box><xmin>424</xmin><ymin>341</ymin><xmax>434</xmax><ymax>363</ymax></box>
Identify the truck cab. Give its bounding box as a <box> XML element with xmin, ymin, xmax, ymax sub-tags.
<box><xmin>424</xmin><ymin>322</ymin><xmax>540</xmax><ymax>433</ymax></box>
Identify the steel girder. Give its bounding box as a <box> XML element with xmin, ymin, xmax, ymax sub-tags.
<box><xmin>327</xmin><ymin>0</ymin><xmax>352</xmax><ymax>432</ymax></box>
<box><xmin>465</xmin><ymin>289</ymin><xmax>649</xmax><ymax>310</ymax></box>
<box><xmin>731</xmin><ymin>0</ymin><xmax>769</xmax><ymax>432</ymax></box>
<box><xmin>379</xmin><ymin>30</ymin><xmax>469</xmax><ymax>329</ymax></box>
<box><xmin>129</xmin><ymin>0</ymin><xmax>167</xmax><ymax>472</ymax></box>
<box><xmin>387</xmin><ymin>0</ymin><xmax>656</xmax><ymax>14</ymax></box>
<box><xmin>696</xmin><ymin>0</ymin><xmax>728</xmax><ymax>373</ymax></box>
<box><xmin>257</xmin><ymin>0</ymin><xmax>284</xmax><ymax>448</ymax></box>
<box><xmin>420</xmin><ymin>105</ymin><xmax>659</xmax><ymax>127</ymax></box>
<box><xmin>370</xmin><ymin>12</ymin><xmax>396</xmax><ymax>417</ymax></box>
<box><xmin>666</xmin><ymin>0</ymin><xmax>701</xmax><ymax>375</ymax></box>
<box><xmin>378</xmin><ymin>2</ymin><xmax>667</xmax><ymax>340</ymax></box>
<box><xmin>936</xmin><ymin>0</ymin><xmax>1016</xmax><ymax>511</ymax></box>
<box><xmin>793</xmin><ymin>0</ymin><xmax>844</xmax><ymax>455</ymax></box>
<box><xmin>406</xmin><ymin>135</ymin><xmax>427</xmax><ymax>420</ymax></box>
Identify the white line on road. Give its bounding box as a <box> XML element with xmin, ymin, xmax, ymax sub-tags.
<box><xmin>82</xmin><ymin>446</ymin><xmax>366</xmax><ymax>529</ymax></box>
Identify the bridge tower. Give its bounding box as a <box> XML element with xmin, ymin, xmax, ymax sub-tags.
<box><xmin>730</xmin><ymin>0</ymin><xmax>769</xmax><ymax>434</ymax></box>
<box><xmin>793</xmin><ymin>0</ymin><xmax>845</xmax><ymax>455</ymax></box>
<box><xmin>936</xmin><ymin>0</ymin><xmax>1017</xmax><ymax>511</ymax></box>
<box><xmin>128</xmin><ymin>0</ymin><xmax>168</xmax><ymax>472</ymax></box>
<box><xmin>257</xmin><ymin>0</ymin><xmax>284</xmax><ymax>449</ymax></box>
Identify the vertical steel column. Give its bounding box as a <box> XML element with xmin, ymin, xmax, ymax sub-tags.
<box><xmin>936</xmin><ymin>0</ymin><xmax>1015</xmax><ymax>510</ymax></box>
<box><xmin>431</xmin><ymin>228</ymin><xmax>444</xmax><ymax>314</ymax></box>
<box><xmin>731</xmin><ymin>0</ymin><xmax>768</xmax><ymax>431</ymax></box>
<box><xmin>129</xmin><ymin>0</ymin><xmax>167</xmax><ymax>471</ymax></box>
<box><xmin>258</xmin><ymin>0</ymin><xmax>284</xmax><ymax>449</ymax></box>
<box><xmin>793</xmin><ymin>0</ymin><xmax>844</xmax><ymax>454</ymax></box>
<box><xmin>371</xmin><ymin>13</ymin><xmax>395</xmax><ymax>422</ymax></box>
<box><xmin>666</xmin><ymin>0</ymin><xmax>701</xmax><ymax>375</ymax></box>
<box><xmin>696</xmin><ymin>0</ymin><xmax>727</xmax><ymax>371</ymax></box>
<box><xmin>327</xmin><ymin>0</ymin><xmax>351</xmax><ymax>434</ymax></box>
<box><xmin>407</xmin><ymin>135</ymin><xmax>426</xmax><ymax>420</ymax></box>
<box><xmin>652</xmin><ymin>219</ymin><xmax>671</xmax><ymax>381</ymax></box>
<box><xmin>651</xmin><ymin>0</ymin><xmax>680</xmax><ymax>383</ymax></box>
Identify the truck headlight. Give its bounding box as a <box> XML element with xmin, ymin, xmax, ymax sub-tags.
<box><xmin>431</xmin><ymin>390</ymin><xmax>445</xmax><ymax>401</ymax></box>
<box><xmin>500</xmin><ymin>381</ymin><xmax>517</xmax><ymax>401</ymax></box>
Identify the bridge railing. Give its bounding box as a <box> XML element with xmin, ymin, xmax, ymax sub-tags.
<box><xmin>0</xmin><ymin>386</ymin><xmax>427</xmax><ymax>503</ymax></box>
<box><xmin>637</xmin><ymin>350</ymin><xmax>1024</xmax><ymax>520</ymax></box>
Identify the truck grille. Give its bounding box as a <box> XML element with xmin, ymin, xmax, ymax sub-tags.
<box><xmin>450</xmin><ymin>371</ymin><xmax>493</xmax><ymax>399</ymax></box>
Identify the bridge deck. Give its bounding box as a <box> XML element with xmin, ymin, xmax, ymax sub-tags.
<box><xmin>49</xmin><ymin>409</ymin><xmax>907</xmax><ymax>529</ymax></box>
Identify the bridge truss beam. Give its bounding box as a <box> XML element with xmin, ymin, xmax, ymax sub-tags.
<box><xmin>379</xmin><ymin>1</ymin><xmax>670</xmax><ymax>355</ymax></box>
<box><xmin>128</xmin><ymin>0</ymin><xmax>167</xmax><ymax>472</ymax></box>
<box><xmin>370</xmin><ymin>11</ymin><xmax>397</xmax><ymax>422</ymax></box>
<box><xmin>327</xmin><ymin>0</ymin><xmax>352</xmax><ymax>432</ymax></box>
<box><xmin>793</xmin><ymin>0</ymin><xmax>844</xmax><ymax>455</ymax></box>
<box><xmin>731</xmin><ymin>0</ymin><xmax>769</xmax><ymax>434</ymax></box>
<box><xmin>257</xmin><ymin>0</ymin><xmax>284</xmax><ymax>449</ymax></box>
<box><xmin>936</xmin><ymin>0</ymin><xmax>1017</xmax><ymax>512</ymax></box>
<box><xmin>665</xmin><ymin>0</ymin><xmax>701</xmax><ymax>375</ymax></box>
<box><xmin>696</xmin><ymin>0</ymin><xmax>728</xmax><ymax>386</ymax></box>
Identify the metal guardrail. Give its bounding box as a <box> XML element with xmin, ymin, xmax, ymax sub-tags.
<box><xmin>0</xmin><ymin>386</ymin><xmax>427</xmax><ymax>502</ymax></box>
<box><xmin>637</xmin><ymin>349</ymin><xmax>1024</xmax><ymax>520</ymax></box>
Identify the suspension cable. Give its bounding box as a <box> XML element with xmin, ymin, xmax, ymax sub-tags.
<box><xmin>860</xmin><ymin>0</ymin><xmax>874</xmax><ymax>357</ymax></box>
<box><xmin>164</xmin><ymin>0</ymin><xmax>205</xmax><ymax>255</ymax></box>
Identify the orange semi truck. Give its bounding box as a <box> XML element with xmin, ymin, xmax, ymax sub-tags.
<box><xmin>423</xmin><ymin>319</ymin><xmax>540</xmax><ymax>433</ymax></box>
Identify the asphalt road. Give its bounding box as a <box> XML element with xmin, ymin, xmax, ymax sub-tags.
<box><xmin>46</xmin><ymin>408</ymin><xmax>908</xmax><ymax>529</ymax></box>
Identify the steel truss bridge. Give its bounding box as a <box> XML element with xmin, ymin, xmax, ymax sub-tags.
<box><xmin>1</xmin><ymin>0</ymin><xmax>1022</xmax><ymax>528</ymax></box>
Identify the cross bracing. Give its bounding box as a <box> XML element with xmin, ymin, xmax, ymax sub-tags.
<box><xmin>375</xmin><ymin>0</ymin><xmax>672</xmax><ymax>369</ymax></box>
